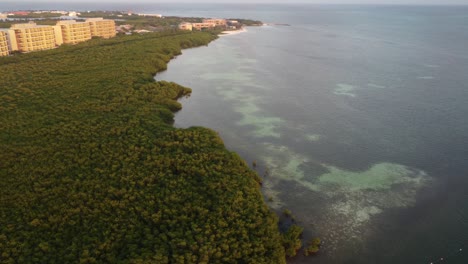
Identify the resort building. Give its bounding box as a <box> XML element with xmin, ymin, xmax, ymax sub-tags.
<box><xmin>86</xmin><ymin>18</ymin><xmax>116</xmax><ymax>38</ymax></box>
<box><xmin>1</xmin><ymin>29</ymin><xmax>18</xmax><ymax>53</ymax></box>
<box><xmin>0</xmin><ymin>31</ymin><xmax>9</xmax><ymax>56</ymax></box>
<box><xmin>178</xmin><ymin>22</ymin><xmax>193</xmax><ymax>31</ymax></box>
<box><xmin>9</xmin><ymin>22</ymin><xmax>57</xmax><ymax>52</ymax></box>
<box><xmin>202</xmin><ymin>18</ymin><xmax>227</xmax><ymax>26</ymax></box>
<box><xmin>54</xmin><ymin>20</ymin><xmax>92</xmax><ymax>45</ymax></box>
<box><xmin>191</xmin><ymin>23</ymin><xmax>216</xmax><ymax>31</ymax></box>
<box><xmin>0</xmin><ymin>18</ymin><xmax>117</xmax><ymax>56</ymax></box>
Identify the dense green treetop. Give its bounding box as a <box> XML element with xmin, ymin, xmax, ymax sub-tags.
<box><xmin>0</xmin><ymin>32</ymin><xmax>285</xmax><ymax>263</ymax></box>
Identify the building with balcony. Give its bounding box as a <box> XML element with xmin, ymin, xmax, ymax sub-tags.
<box><xmin>178</xmin><ymin>22</ymin><xmax>193</xmax><ymax>31</ymax></box>
<box><xmin>1</xmin><ymin>29</ymin><xmax>17</xmax><ymax>53</ymax></box>
<box><xmin>86</xmin><ymin>18</ymin><xmax>116</xmax><ymax>39</ymax></box>
<box><xmin>192</xmin><ymin>23</ymin><xmax>216</xmax><ymax>31</ymax></box>
<box><xmin>54</xmin><ymin>20</ymin><xmax>92</xmax><ymax>45</ymax></box>
<box><xmin>0</xmin><ymin>18</ymin><xmax>117</xmax><ymax>55</ymax></box>
<box><xmin>10</xmin><ymin>22</ymin><xmax>57</xmax><ymax>53</ymax></box>
<box><xmin>0</xmin><ymin>31</ymin><xmax>9</xmax><ymax>56</ymax></box>
<box><xmin>202</xmin><ymin>18</ymin><xmax>227</xmax><ymax>26</ymax></box>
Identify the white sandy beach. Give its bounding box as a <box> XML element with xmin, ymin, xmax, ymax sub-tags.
<box><xmin>220</xmin><ymin>28</ymin><xmax>247</xmax><ymax>36</ymax></box>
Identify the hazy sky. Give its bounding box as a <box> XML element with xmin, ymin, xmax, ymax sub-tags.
<box><xmin>6</xmin><ymin>0</ymin><xmax>468</xmax><ymax>5</ymax></box>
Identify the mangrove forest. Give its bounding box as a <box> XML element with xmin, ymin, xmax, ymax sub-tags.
<box><xmin>0</xmin><ymin>31</ymin><xmax>287</xmax><ymax>263</ymax></box>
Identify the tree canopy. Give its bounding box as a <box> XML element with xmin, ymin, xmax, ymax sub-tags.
<box><xmin>0</xmin><ymin>31</ymin><xmax>285</xmax><ymax>263</ymax></box>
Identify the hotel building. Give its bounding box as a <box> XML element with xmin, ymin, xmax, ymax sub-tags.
<box><xmin>202</xmin><ymin>19</ymin><xmax>227</xmax><ymax>26</ymax></box>
<box><xmin>178</xmin><ymin>22</ymin><xmax>193</xmax><ymax>31</ymax></box>
<box><xmin>191</xmin><ymin>23</ymin><xmax>216</xmax><ymax>31</ymax></box>
<box><xmin>0</xmin><ymin>31</ymin><xmax>9</xmax><ymax>56</ymax></box>
<box><xmin>10</xmin><ymin>22</ymin><xmax>56</xmax><ymax>53</ymax></box>
<box><xmin>54</xmin><ymin>20</ymin><xmax>92</xmax><ymax>45</ymax></box>
<box><xmin>0</xmin><ymin>18</ymin><xmax>117</xmax><ymax>56</ymax></box>
<box><xmin>86</xmin><ymin>18</ymin><xmax>116</xmax><ymax>38</ymax></box>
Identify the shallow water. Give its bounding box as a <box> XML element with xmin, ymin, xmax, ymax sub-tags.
<box><xmin>157</xmin><ymin>5</ymin><xmax>468</xmax><ymax>263</ymax></box>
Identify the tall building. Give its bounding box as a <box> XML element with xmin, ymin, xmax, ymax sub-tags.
<box><xmin>0</xmin><ymin>18</ymin><xmax>117</xmax><ymax>56</ymax></box>
<box><xmin>86</xmin><ymin>18</ymin><xmax>116</xmax><ymax>39</ymax></box>
<box><xmin>178</xmin><ymin>22</ymin><xmax>193</xmax><ymax>31</ymax></box>
<box><xmin>0</xmin><ymin>31</ymin><xmax>9</xmax><ymax>56</ymax></box>
<box><xmin>192</xmin><ymin>23</ymin><xmax>216</xmax><ymax>31</ymax></box>
<box><xmin>202</xmin><ymin>19</ymin><xmax>227</xmax><ymax>26</ymax></box>
<box><xmin>3</xmin><ymin>29</ymin><xmax>18</xmax><ymax>53</ymax></box>
<box><xmin>10</xmin><ymin>22</ymin><xmax>56</xmax><ymax>52</ymax></box>
<box><xmin>54</xmin><ymin>20</ymin><xmax>92</xmax><ymax>45</ymax></box>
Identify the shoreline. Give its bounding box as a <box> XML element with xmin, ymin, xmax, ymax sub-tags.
<box><xmin>220</xmin><ymin>27</ymin><xmax>248</xmax><ymax>36</ymax></box>
<box><xmin>1</xmin><ymin>31</ymin><xmax>287</xmax><ymax>263</ymax></box>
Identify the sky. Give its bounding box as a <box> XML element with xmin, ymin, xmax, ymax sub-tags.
<box><xmin>4</xmin><ymin>0</ymin><xmax>468</xmax><ymax>5</ymax></box>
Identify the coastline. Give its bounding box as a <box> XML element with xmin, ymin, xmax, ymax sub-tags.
<box><xmin>0</xmin><ymin>31</ymin><xmax>286</xmax><ymax>263</ymax></box>
<box><xmin>220</xmin><ymin>27</ymin><xmax>248</xmax><ymax>36</ymax></box>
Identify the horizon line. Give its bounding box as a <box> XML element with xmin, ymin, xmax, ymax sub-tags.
<box><xmin>2</xmin><ymin>1</ymin><xmax>468</xmax><ymax>5</ymax></box>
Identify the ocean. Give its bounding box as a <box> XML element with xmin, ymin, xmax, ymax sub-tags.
<box><xmin>156</xmin><ymin>4</ymin><xmax>468</xmax><ymax>264</ymax></box>
<box><xmin>3</xmin><ymin>2</ymin><xmax>468</xmax><ymax>263</ymax></box>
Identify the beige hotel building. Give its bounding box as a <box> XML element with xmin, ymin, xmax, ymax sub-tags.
<box><xmin>86</xmin><ymin>18</ymin><xmax>116</xmax><ymax>39</ymax></box>
<box><xmin>0</xmin><ymin>31</ymin><xmax>9</xmax><ymax>56</ymax></box>
<box><xmin>202</xmin><ymin>19</ymin><xmax>227</xmax><ymax>26</ymax></box>
<box><xmin>191</xmin><ymin>23</ymin><xmax>216</xmax><ymax>31</ymax></box>
<box><xmin>179</xmin><ymin>19</ymin><xmax>227</xmax><ymax>31</ymax></box>
<box><xmin>0</xmin><ymin>18</ymin><xmax>116</xmax><ymax>56</ymax></box>
<box><xmin>178</xmin><ymin>22</ymin><xmax>193</xmax><ymax>31</ymax></box>
<box><xmin>54</xmin><ymin>20</ymin><xmax>92</xmax><ymax>45</ymax></box>
<box><xmin>10</xmin><ymin>22</ymin><xmax>56</xmax><ymax>53</ymax></box>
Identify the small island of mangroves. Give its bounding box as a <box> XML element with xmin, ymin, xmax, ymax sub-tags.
<box><xmin>0</xmin><ymin>31</ymin><xmax>308</xmax><ymax>263</ymax></box>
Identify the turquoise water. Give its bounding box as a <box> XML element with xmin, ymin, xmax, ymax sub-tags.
<box><xmin>156</xmin><ymin>5</ymin><xmax>468</xmax><ymax>264</ymax></box>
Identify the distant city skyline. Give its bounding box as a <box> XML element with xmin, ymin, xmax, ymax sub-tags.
<box><xmin>4</xmin><ymin>0</ymin><xmax>468</xmax><ymax>5</ymax></box>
